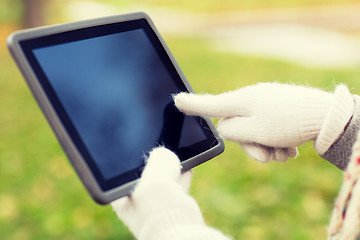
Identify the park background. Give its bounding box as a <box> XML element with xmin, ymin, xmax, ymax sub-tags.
<box><xmin>1</xmin><ymin>0</ymin><xmax>360</xmax><ymax>239</ymax></box>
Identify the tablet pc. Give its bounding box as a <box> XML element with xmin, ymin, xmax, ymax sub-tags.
<box><xmin>7</xmin><ymin>12</ymin><xmax>224</xmax><ymax>204</ymax></box>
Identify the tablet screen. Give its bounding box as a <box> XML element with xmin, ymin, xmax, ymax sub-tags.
<box><xmin>20</xmin><ymin>19</ymin><xmax>218</xmax><ymax>191</ymax></box>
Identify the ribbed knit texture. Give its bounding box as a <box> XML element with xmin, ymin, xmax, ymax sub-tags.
<box><xmin>321</xmin><ymin>96</ymin><xmax>360</xmax><ymax>170</ymax></box>
<box><xmin>300</xmin><ymin>90</ymin><xmax>333</xmax><ymax>143</ymax></box>
<box><xmin>315</xmin><ymin>85</ymin><xmax>354</xmax><ymax>155</ymax></box>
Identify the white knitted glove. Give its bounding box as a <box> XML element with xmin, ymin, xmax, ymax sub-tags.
<box><xmin>174</xmin><ymin>83</ymin><xmax>354</xmax><ymax>162</ymax></box>
<box><xmin>111</xmin><ymin>147</ymin><xmax>229</xmax><ymax>240</ymax></box>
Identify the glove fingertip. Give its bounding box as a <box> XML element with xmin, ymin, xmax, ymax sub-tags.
<box><xmin>287</xmin><ymin>147</ymin><xmax>298</xmax><ymax>158</ymax></box>
<box><xmin>141</xmin><ymin>147</ymin><xmax>181</xmax><ymax>182</ymax></box>
<box><xmin>274</xmin><ymin>148</ymin><xmax>289</xmax><ymax>162</ymax></box>
<box><xmin>241</xmin><ymin>143</ymin><xmax>274</xmax><ymax>163</ymax></box>
<box><xmin>173</xmin><ymin>92</ymin><xmax>197</xmax><ymax>114</ymax></box>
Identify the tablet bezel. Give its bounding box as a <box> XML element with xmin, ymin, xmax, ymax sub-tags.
<box><xmin>7</xmin><ymin>12</ymin><xmax>224</xmax><ymax>204</ymax></box>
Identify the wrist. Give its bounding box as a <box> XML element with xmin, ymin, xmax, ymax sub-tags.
<box><xmin>139</xmin><ymin>208</ymin><xmax>205</xmax><ymax>240</ymax></box>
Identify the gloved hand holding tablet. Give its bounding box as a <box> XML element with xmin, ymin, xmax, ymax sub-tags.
<box><xmin>7</xmin><ymin>12</ymin><xmax>224</xmax><ymax>204</ymax></box>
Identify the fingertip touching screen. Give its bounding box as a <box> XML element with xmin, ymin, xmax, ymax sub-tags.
<box><xmin>19</xmin><ymin>18</ymin><xmax>219</xmax><ymax>191</ymax></box>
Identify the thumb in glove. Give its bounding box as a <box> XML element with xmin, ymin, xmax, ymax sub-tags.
<box><xmin>111</xmin><ymin>147</ymin><xmax>204</xmax><ymax>240</ymax></box>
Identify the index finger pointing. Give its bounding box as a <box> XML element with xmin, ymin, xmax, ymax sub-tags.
<box><xmin>173</xmin><ymin>92</ymin><xmax>247</xmax><ymax>118</ymax></box>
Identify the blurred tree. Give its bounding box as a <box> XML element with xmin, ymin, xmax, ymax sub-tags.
<box><xmin>23</xmin><ymin>0</ymin><xmax>47</xmax><ymax>28</ymax></box>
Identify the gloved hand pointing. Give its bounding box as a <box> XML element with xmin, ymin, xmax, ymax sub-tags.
<box><xmin>174</xmin><ymin>83</ymin><xmax>354</xmax><ymax>163</ymax></box>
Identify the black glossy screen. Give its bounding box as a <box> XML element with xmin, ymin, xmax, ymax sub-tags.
<box><xmin>21</xmin><ymin>19</ymin><xmax>218</xmax><ymax>190</ymax></box>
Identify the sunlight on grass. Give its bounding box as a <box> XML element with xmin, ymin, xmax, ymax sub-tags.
<box><xmin>1</xmin><ymin>33</ymin><xmax>357</xmax><ymax>239</ymax></box>
<box><xmin>1</xmin><ymin>2</ymin><xmax>360</xmax><ymax>237</ymax></box>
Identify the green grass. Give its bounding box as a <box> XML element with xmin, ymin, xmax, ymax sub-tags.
<box><xmin>1</xmin><ymin>33</ymin><xmax>360</xmax><ymax>239</ymax></box>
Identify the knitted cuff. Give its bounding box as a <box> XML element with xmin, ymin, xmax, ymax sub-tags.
<box><xmin>300</xmin><ymin>89</ymin><xmax>333</xmax><ymax>143</ymax></box>
<box><xmin>139</xmin><ymin>209</ymin><xmax>229</xmax><ymax>240</ymax></box>
<box><xmin>315</xmin><ymin>85</ymin><xmax>355</xmax><ymax>155</ymax></box>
